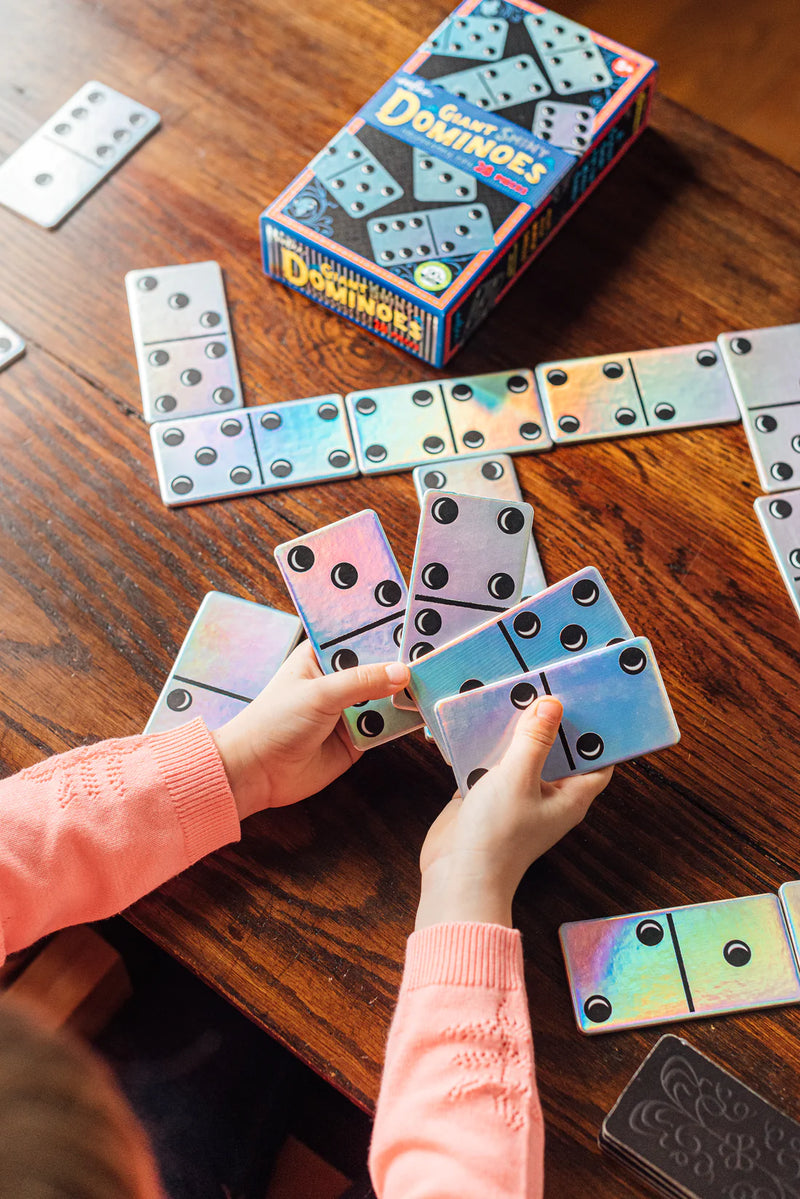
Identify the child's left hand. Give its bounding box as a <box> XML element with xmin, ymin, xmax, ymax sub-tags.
<box><xmin>211</xmin><ymin>641</ymin><xmax>410</xmax><ymax>820</ymax></box>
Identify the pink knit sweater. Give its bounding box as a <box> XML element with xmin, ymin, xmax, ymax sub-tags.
<box><xmin>0</xmin><ymin>719</ymin><xmax>544</xmax><ymax>1197</ymax></box>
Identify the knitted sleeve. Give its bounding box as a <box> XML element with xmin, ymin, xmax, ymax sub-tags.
<box><xmin>0</xmin><ymin>718</ymin><xmax>240</xmax><ymax>962</ymax></box>
<box><xmin>370</xmin><ymin>922</ymin><xmax>544</xmax><ymax>1198</ymax></box>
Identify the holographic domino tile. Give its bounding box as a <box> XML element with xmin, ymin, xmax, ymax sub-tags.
<box><xmin>405</xmin><ymin>566</ymin><xmax>632</xmax><ymax>747</ymax></box>
<box><xmin>151</xmin><ymin>394</ymin><xmax>357</xmax><ymax>506</ymax></box>
<box><xmin>0</xmin><ymin>318</ymin><xmax>25</xmax><ymax>373</ymax></box>
<box><xmin>441</xmin><ymin>370</ymin><xmax>553</xmax><ymax>456</ymax></box>
<box><xmin>536</xmin><ymin>341</ymin><xmax>739</xmax><ymax>444</ymax></box>
<box><xmin>346</xmin><ymin>369</ymin><xmax>550</xmax><ymax>476</ymax></box>
<box><xmin>718</xmin><ymin>323</ymin><xmax>800</xmax><ymax>492</ymax></box>
<box><xmin>274</xmin><ymin>510</ymin><xmax>423</xmax><ymax>749</ymax></box>
<box><xmin>436</xmin><ymin>637</ymin><xmax>679</xmax><ymax>793</ymax></box>
<box><xmin>412</xmin><ymin>453</ymin><xmax>546</xmax><ymax>601</ymax></box>
<box><xmin>399</xmin><ymin>491</ymin><xmax>532</xmax><ymax>664</ymax></box>
<box><xmin>560</xmin><ymin>893</ymin><xmax>800</xmax><ymax>1035</ymax></box>
<box><xmin>779</xmin><ymin>882</ymin><xmax>800</xmax><ymax>968</ymax></box>
<box><xmin>754</xmin><ymin>491</ymin><xmax>800</xmax><ymax>620</ymax></box>
<box><xmin>145</xmin><ymin>592</ymin><xmax>302</xmax><ymax>734</ymax></box>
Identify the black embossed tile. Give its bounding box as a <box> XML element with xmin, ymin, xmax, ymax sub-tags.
<box><xmin>601</xmin><ymin>1035</ymin><xmax>800</xmax><ymax>1198</ymax></box>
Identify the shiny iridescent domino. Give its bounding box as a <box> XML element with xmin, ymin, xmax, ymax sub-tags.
<box><xmin>274</xmin><ymin>511</ymin><xmax>423</xmax><ymax>749</ymax></box>
<box><xmin>406</xmin><ymin>566</ymin><xmax>632</xmax><ymax>745</ymax></box>
<box><xmin>560</xmin><ymin>893</ymin><xmax>800</xmax><ymax>1035</ymax></box>
<box><xmin>0</xmin><ymin>319</ymin><xmax>25</xmax><ymax>372</ymax></box>
<box><xmin>346</xmin><ymin>369</ymin><xmax>552</xmax><ymax>475</ymax></box>
<box><xmin>399</xmin><ymin>491</ymin><xmax>532</xmax><ymax>666</ymax></box>
<box><xmin>0</xmin><ymin>81</ymin><xmax>160</xmax><ymax>228</ymax></box>
<box><xmin>145</xmin><ymin>592</ymin><xmax>302</xmax><ymax>735</ymax></box>
<box><xmin>126</xmin><ymin>262</ymin><xmax>244</xmax><ymax>422</ymax></box>
<box><xmin>536</xmin><ymin>342</ymin><xmax>739</xmax><ymax>444</ymax></box>
<box><xmin>754</xmin><ymin>490</ymin><xmax>800</xmax><ymax>620</ymax></box>
<box><xmin>413</xmin><ymin>453</ymin><xmax>547</xmax><ymax>598</ymax></box>
<box><xmin>718</xmin><ymin>323</ymin><xmax>800</xmax><ymax>492</ymax></box>
<box><xmin>150</xmin><ymin>394</ymin><xmax>357</xmax><ymax>506</ymax></box>
<box><xmin>779</xmin><ymin>882</ymin><xmax>800</xmax><ymax>968</ymax></box>
<box><xmin>436</xmin><ymin>637</ymin><xmax>679</xmax><ymax>792</ymax></box>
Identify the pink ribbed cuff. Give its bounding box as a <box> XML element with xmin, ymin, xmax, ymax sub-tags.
<box><xmin>404</xmin><ymin>922</ymin><xmax>524</xmax><ymax>990</ymax></box>
<box><xmin>148</xmin><ymin>719</ymin><xmax>240</xmax><ymax>864</ymax></box>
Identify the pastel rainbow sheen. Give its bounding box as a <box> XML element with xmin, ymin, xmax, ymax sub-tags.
<box><xmin>779</xmin><ymin>881</ymin><xmax>800</xmax><ymax>967</ymax></box>
<box><xmin>560</xmin><ymin>893</ymin><xmax>800</xmax><ymax>1036</ymax></box>
<box><xmin>718</xmin><ymin>323</ymin><xmax>800</xmax><ymax>493</ymax></box>
<box><xmin>441</xmin><ymin>370</ymin><xmax>552</xmax><ymax>456</ymax></box>
<box><xmin>536</xmin><ymin>341</ymin><xmax>739</xmax><ymax>445</ymax></box>
<box><xmin>274</xmin><ymin>510</ymin><xmax>422</xmax><ymax>749</ymax></box>
<box><xmin>436</xmin><ymin>637</ymin><xmax>679</xmax><ymax>790</ymax></box>
<box><xmin>404</xmin><ymin>565</ymin><xmax>632</xmax><ymax>745</ymax></box>
<box><xmin>145</xmin><ymin>592</ymin><xmax>302</xmax><ymax>734</ymax></box>
<box><xmin>754</xmin><ymin>491</ymin><xmax>800</xmax><ymax>619</ymax></box>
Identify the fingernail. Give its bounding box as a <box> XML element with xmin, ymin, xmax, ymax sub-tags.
<box><xmin>535</xmin><ymin>697</ymin><xmax>562</xmax><ymax>720</ymax></box>
<box><xmin>385</xmin><ymin>662</ymin><xmax>409</xmax><ymax>685</ymax></box>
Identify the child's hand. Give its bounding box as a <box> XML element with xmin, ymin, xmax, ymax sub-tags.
<box><xmin>415</xmin><ymin>697</ymin><xmax>612</xmax><ymax>930</ymax></box>
<box><xmin>212</xmin><ymin>642</ymin><xmax>410</xmax><ymax>820</ymax></box>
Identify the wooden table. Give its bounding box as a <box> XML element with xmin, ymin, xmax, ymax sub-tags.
<box><xmin>2</xmin><ymin>1</ymin><xmax>800</xmax><ymax>1193</ymax></box>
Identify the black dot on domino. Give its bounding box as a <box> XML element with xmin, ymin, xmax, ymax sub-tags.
<box><xmin>163</xmin><ymin>428</ymin><xmax>184</xmax><ymax>447</ymax></box>
<box><xmin>488</xmin><ymin>572</ymin><xmax>515</xmax><ymax>600</ymax></box>
<box><xmin>467</xmin><ymin>768</ymin><xmax>488</xmax><ymax>789</ymax></box>
<box><xmin>771</xmin><ymin>462</ymin><xmax>793</xmax><ymax>481</ymax></box>
<box><xmin>463</xmin><ymin>430</ymin><xmax>484</xmax><ymax>449</ymax></box>
<box><xmin>603</xmin><ymin>362</ymin><xmax>624</xmax><ymax>379</ymax></box>
<box><xmin>769</xmin><ymin>499</ymin><xmax>793</xmax><ymax>519</ymax></box>
<box><xmin>432</xmin><ymin>497</ymin><xmax>459</xmax><ymax>524</ymax></box>
<box><xmin>205</xmin><ymin>342</ymin><xmax>226</xmax><ymax>360</ymax></box>
<box><xmin>393</xmin><ymin>623</ymin><xmax>404</xmax><ymax>647</ymax></box>
<box><xmin>200</xmin><ymin>311</ymin><xmax>221</xmax><ymax>328</ymax></box>
<box><xmin>520</xmin><ymin>422</ymin><xmax>542</xmax><ymax>440</ymax></box>
<box><xmin>424</xmin><ymin>470</ymin><xmax>446</xmax><ymax>489</ymax></box>
<box><xmin>356</xmin><ymin>396</ymin><xmax>377</xmax><ymax>414</ymax></box>
<box><xmin>261</xmin><ymin>412</ymin><xmax>282</xmax><ymax>430</ymax></box>
<box><xmin>451</xmin><ymin>383</ymin><xmax>473</xmax><ymax>401</ymax></box>
<box><xmin>460</xmin><ymin>679</ymin><xmax>483</xmax><ymax>692</ymax></box>
<box><xmin>572</xmin><ymin>579</ymin><xmax>599</xmax><ymax>606</ymax></box>
<box><xmin>156</xmin><ymin>395</ymin><xmax>177</xmax><ymax>413</ymax></box>
<box><xmin>138</xmin><ymin>275</ymin><xmax>157</xmax><ymax>291</ymax></box>
<box><xmin>507</xmin><ymin>375</ymin><xmax>529</xmax><ymax>393</ymax></box>
<box><xmin>375</xmin><ymin>580</ymin><xmax>402</xmax><ymax>607</ymax></box>
<box><xmin>423</xmin><ymin>436</ymin><xmax>445</xmax><ymax>455</ymax></box>
<box><xmin>366</xmin><ymin>444</ymin><xmax>387</xmax><ymax>463</ymax></box>
<box><xmin>731</xmin><ymin>337</ymin><xmax>752</xmax><ymax>355</ymax></box>
<box><xmin>171</xmin><ymin>476</ymin><xmax>193</xmax><ymax>495</ymax></box>
<box><xmin>331</xmin><ymin>648</ymin><xmax>358</xmax><ymax>670</ymax></box>
<box><xmin>546</xmin><ymin>369</ymin><xmax>567</xmax><ymax>386</ymax></box>
<box><xmin>328</xmin><ymin>450</ymin><xmax>351</xmax><ymax>469</ymax></box>
<box><xmin>497</xmin><ymin>506</ymin><xmax>525</xmax><ymax>535</ymax></box>
<box><xmin>271</xmin><ymin>460</ymin><xmax>292</xmax><ymax>478</ymax></box>
<box><xmin>481</xmin><ymin>460</ymin><xmax>504</xmax><ymax>481</ymax></box>
<box><xmin>356</xmin><ymin>709</ymin><xmax>385</xmax><ymax>738</ymax></box>
<box><xmin>287</xmin><ymin>545</ymin><xmax>315</xmax><ymax>572</ymax></box>
<box><xmin>560</xmin><ymin>624</ymin><xmax>587</xmax><ymax>651</ymax></box>
<box><xmin>331</xmin><ymin>562</ymin><xmax>358</xmax><ymax>589</ymax></box>
<box><xmin>723</xmin><ymin>939</ymin><xmax>751</xmax><ymax>967</ymax></box>
<box><xmin>513</xmin><ymin>611</ymin><xmax>540</xmax><ymax>638</ymax></box>
<box><xmin>615</xmin><ymin>408</ymin><xmax>636</xmax><ymax>426</ymax></box>
<box><xmin>654</xmin><ymin>403</ymin><xmax>675</xmax><ymax>421</ymax></box>
<box><xmin>317</xmin><ymin>402</ymin><xmax>338</xmax><ymax>420</ymax></box>
<box><xmin>168</xmin><ymin>292</ymin><xmax>189</xmax><ymax>309</ymax></box>
<box><xmin>619</xmin><ymin>646</ymin><xmax>647</xmax><ymax>674</ymax></box>
<box><xmin>696</xmin><ymin>348</ymin><xmax>717</xmax><ymax>367</ymax></box>
<box><xmin>415</xmin><ymin>608</ymin><xmax>442</xmax><ymax>635</ymax></box>
<box><xmin>510</xmin><ymin>681</ymin><xmax>536</xmax><ymax>709</ymax></box>
<box><xmin>166</xmin><ymin>687</ymin><xmax>192</xmax><ymax>712</ymax></box>
<box><xmin>559</xmin><ymin>415</ymin><xmax>580</xmax><ymax>434</ymax></box>
<box><xmin>221</xmin><ymin>419</ymin><xmax>242</xmax><ymax>437</ymax></box>
<box><xmin>636</xmin><ymin>919</ymin><xmax>664</xmax><ymax>946</ymax></box>
<box><xmin>195</xmin><ymin>447</ymin><xmax>217</xmax><ymax>466</ymax></box>
<box><xmin>421</xmin><ymin>562</ymin><xmax>449</xmax><ymax>589</ymax></box>
<box><xmin>583</xmin><ymin>995</ymin><xmax>612</xmax><ymax>1023</ymax></box>
<box><xmin>410</xmin><ymin>641</ymin><xmax>434</xmax><ymax>660</ymax></box>
<box><xmin>576</xmin><ymin>732</ymin><xmax>604</xmax><ymax>760</ymax></box>
<box><xmin>230</xmin><ymin>467</ymin><xmax>252</xmax><ymax>485</ymax></box>
<box><xmin>413</xmin><ymin>389</ymin><xmax>434</xmax><ymax>407</ymax></box>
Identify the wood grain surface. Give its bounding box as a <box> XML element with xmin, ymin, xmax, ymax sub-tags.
<box><xmin>1</xmin><ymin>1</ymin><xmax>800</xmax><ymax>1194</ymax></box>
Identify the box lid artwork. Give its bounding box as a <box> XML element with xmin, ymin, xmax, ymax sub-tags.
<box><xmin>261</xmin><ymin>1</ymin><xmax>657</xmax><ymax>366</ymax></box>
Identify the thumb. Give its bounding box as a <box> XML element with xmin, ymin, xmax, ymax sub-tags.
<box><xmin>499</xmin><ymin>695</ymin><xmax>563</xmax><ymax>791</ymax></box>
<box><xmin>311</xmin><ymin>660</ymin><xmax>410</xmax><ymax>717</ymax></box>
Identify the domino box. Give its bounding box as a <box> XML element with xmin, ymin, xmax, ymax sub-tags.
<box><xmin>260</xmin><ymin>1</ymin><xmax>657</xmax><ymax>366</ymax></box>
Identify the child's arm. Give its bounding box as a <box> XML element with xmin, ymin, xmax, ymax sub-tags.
<box><xmin>369</xmin><ymin>697</ymin><xmax>612</xmax><ymax>1199</ymax></box>
<box><xmin>0</xmin><ymin>643</ymin><xmax>409</xmax><ymax>963</ymax></box>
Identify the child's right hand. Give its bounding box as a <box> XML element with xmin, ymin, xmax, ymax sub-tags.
<box><xmin>415</xmin><ymin>697</ymin><xmax>613</xmax><ymax>930</ymax></box>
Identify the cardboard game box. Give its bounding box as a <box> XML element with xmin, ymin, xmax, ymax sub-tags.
<box><xmin>260</xmin><ymin>2</ymin><xmax>657</xmax><ymax>366</ymax></box>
